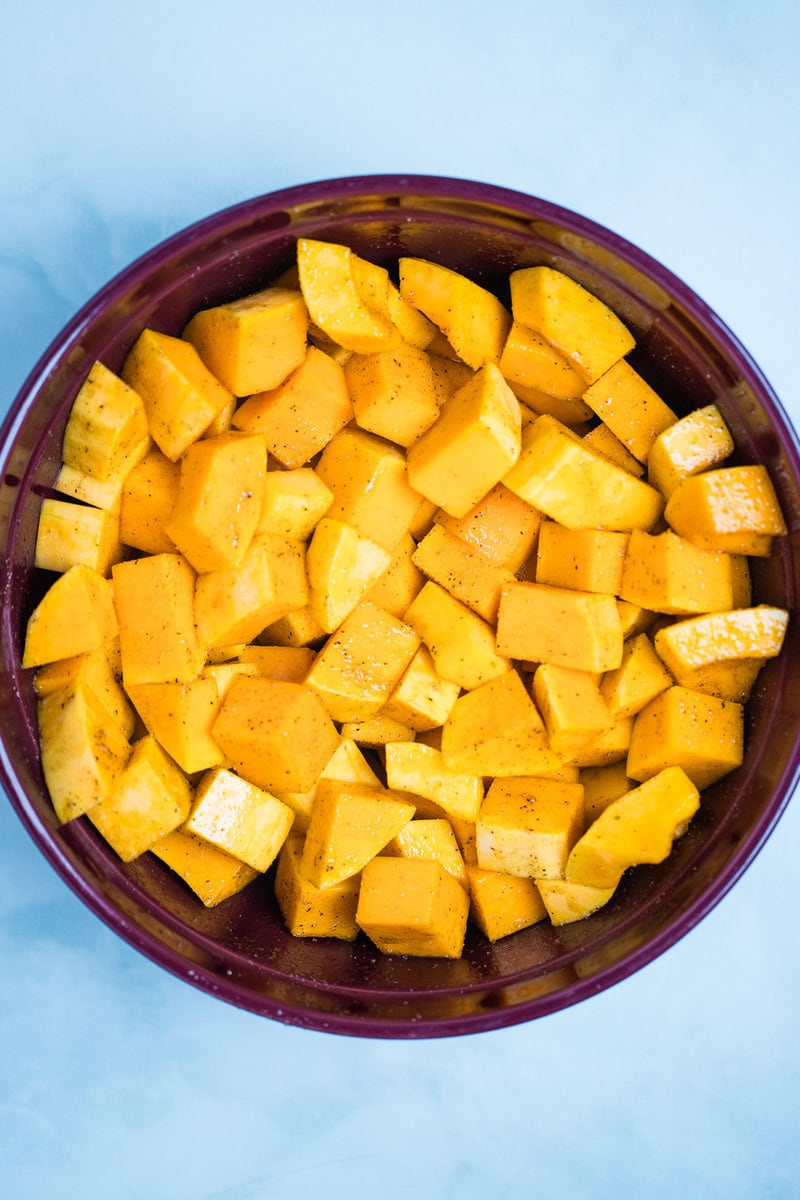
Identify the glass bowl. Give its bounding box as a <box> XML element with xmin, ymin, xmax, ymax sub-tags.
<box><xmin>1</xmin><ymin>174</ymin><xmax>798</xmax><ymax>1038</ymax></box>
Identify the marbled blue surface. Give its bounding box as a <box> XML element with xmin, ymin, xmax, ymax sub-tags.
<box><xmin>2</xmin><ymin>4</ymin><xmax>800</xmax><ymax>1197</ymax></box>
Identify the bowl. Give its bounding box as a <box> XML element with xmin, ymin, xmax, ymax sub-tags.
<box><xmin>2</xmin><ymin>174</ymin><xmax>799</xmax><ymax>1038</ymax></box>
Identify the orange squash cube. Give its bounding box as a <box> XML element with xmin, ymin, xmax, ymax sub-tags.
<box><xmin>406</xmin><ymin>364</ymin><xmax>521</xmax><ymax>518</ymax></box>
<box><xmin>356</xmin><ymin>856</ymin><xmax>469</xmax><ymax>958</ymax></box>
<box><xmin>151</xmin><ymin>828</ymin><xmax>258</xmax><ymax>907</ymax></box>
<box><xmin>275</xmin><ymin>835</ymin><xmax>360</xmax><ymax>940</ymax></box>
<box><xmin>232</xmin><ymin>345</ymin><xmax>353</xmax><ymax>469</ymax></box>
<box><xmin>164</xmin><ymin>432</ymin><xmax>267</xmax><ymax>572</ymax></box>
<box><xmin>89</xmin><ymin>735</ymin><xmax>191</xmax><ymax>862</ymax></box>
<box><xmin>300</xmin><ymin>779</ymin><xmax>415</xmax><ymax>889</ymax></box>
<box><xmin>345</xmin><ymin>343</ymin><xmax>440</xmax><ymax>447</ymax></box>
<box><xmin>183</xmin><ymin>286</ymin><xmax>308</xmax><ymax>396</ymax></box>
<box><xmin>627</xmin><ymin>686</ymin><xmax>744</xmax><ymax>789</ymax></box>
<box><xmin>581</xmin><ymin>360</ymin><xmax>677</xmax><ymax>462</ymax></box>
<box><xmin>476</xmin><ymin>776</ymin><xmax>585</xmax><ymax>879</ymax></box>
<box><xmin>212</xmin><ymin>676</ymin><xmax>340</xmax><ymax>795</ymax></box>
<box><xmin>466</xmin><ymin>866</ymin><xmax>547</xmax><ymax>941</ymax></box>
<box><xmin>113</xmin><ymin>554</ymin><xmax>205</xmax><ymax>685</ymax></box>
<box><xmin>398</xmin><ymin>258</ymin><xmax>511</xmax><ymax>369</ymax></box>
<box><xmin>121</xmin><ymin>328</ymin><xmax>233</xmax><ymax>461</ymax></box>
<box><xmin>496</xmin><ymin>581</ymin><xmax>623</xmax><ymax>673</ymax></box>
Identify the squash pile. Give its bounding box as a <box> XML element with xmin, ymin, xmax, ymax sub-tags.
<box><xmin>22</xmin><ymin>238</ymin><xmax>789</xmax><ymax>957</ymax></box>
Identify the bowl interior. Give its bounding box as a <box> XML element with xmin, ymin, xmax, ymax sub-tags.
<box><xmin>2</xmin><ymin>175</ymin><xmax>799</xmax><ymax>1037</ymax></box>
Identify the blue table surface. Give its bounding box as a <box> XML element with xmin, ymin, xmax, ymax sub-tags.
<box><xmin>2</xmin><ymin>4</ymin><xmax>799</xmax><ymax>1198</ymax></box>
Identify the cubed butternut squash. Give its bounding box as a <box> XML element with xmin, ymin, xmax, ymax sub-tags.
<box><xmin>476</xmin><ymin>776</ymin><xmax>585</xmax><ymax>879</ymax></box>
<box><xmin>62</xmin><ymin>361</ymin><xmax>149</xmax><ymax>481</ymax></box>
<box><xmin>183</xmin><ymin>286</ymin><xmax>308</xmax><ymax>396</ymax></box>
<box><xmin>496</xmin><ymin>581</ymin><xmax>623</xmax><ymax>673</ymax></box>
<box><xmin>212</xmin><ymin>676</ymin><xmax>340</xmax><ymax>794</ymax></box>
<box><xmin>121</xmin><ymin>328</ymin><xmax>234</xmax><ymax>461</ymax></box>
<box><xmin>112</xmin><ymin>553</ymin><xmax>205</xmax><ymax>685</ymax></box>
<box><xmin>503</xmin><ymin>415</ymin><xmax>663</xmax><ymax>531</ymax></box>
<box><xmin>300</xmin><ymin>779</ymin><xmax>415</xmax><ymax>889</ymax></box>
<box><xmin>356</xmin><ymin>856</ymin><xmax>469</xmax><ymax>958</ymax></box>
<box><xmin>627</xmin><ymin>686</ymin><xmax>744</xmax><ymax>789</ymax></box>
<box><xmin>398</xmin><ymin>257</ymin><xmax>511</xmax><ymax>369</ymax></box>
<box><xmin>406</xmin><ymin>364</ymin><xmax>521</xmax><ymax>518</ymax></box>
<box><xmin>89</xmin><ymin>735</ymin><xmax>191</xmax><ymax>861</ymax></box>
<box><xmin>275</xmin><ymin>834</ymin><xmax>360</xmax><ymax>939</ymax></box>
<box><xmin>664</xmin><ymin>466</ymin><xmax>787</xmax><ymax>555</ymax></box>
<box><xmin>566</xmin><ymin>765</ymin><xmax>699</xmax><ymax>887</ymax></box>
<box><xmin>232</xmin><ymin>344</ymin><xmax>353</xmax><ymax>469</ymax></box>
<box><xmin>509</xmin><ymin>266</ymin><xmax>635</xmax><ymax>382</ymax></box>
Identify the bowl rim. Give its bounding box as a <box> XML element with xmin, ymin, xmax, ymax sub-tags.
<box><xmin>2</xmin><ymin>172</ymin><xmax>799</xmax><ymax>1038</ymax></box>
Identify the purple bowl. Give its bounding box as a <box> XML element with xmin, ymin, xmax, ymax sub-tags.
<box><xmin>2</xmin><ymin>174</ymin><xmax>799</xmax><ymax>1038</ymax></box>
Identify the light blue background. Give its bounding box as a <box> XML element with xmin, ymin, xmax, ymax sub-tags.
<box><xmin>2</xmin><ymin>3</ymin><xmax>799</xmax><ymax>1197</ymax></box>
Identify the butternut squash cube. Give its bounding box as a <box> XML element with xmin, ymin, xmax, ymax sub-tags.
<box><xmin>405</xmin><ymin>582</ymin><xmax>511</xmax><ymax>690</ymax></box>
<box><xmin>398</xmin><ymin>257</ymin><xmax>511</xmax><ymax>369</ymax></box>
<box><xmin>441</xmin><ymin>669</ymin><xmax>565</xmax><ymax>779</ymax></box>
<box><xmin>648</xmin><ymin>404</ymin><xmax>734</xmax><ymax>497</ymax></box>
<box><xmin>113</xmin><ymin>553</ymin><xmax>205</xmax><ymax>685</ymax></box>
<box><xmin>348</xmin><ymin>253</ymin><xmax>437</xmax><ymax>349</ymax></box>
<box><xmin>532</xmin><ymin>664</ymin><xmax>613</xmax><ymax>758</ymax></box>
<box><xmin>212</xmin><ymin>676</ymin><xmax>340</xmax><ymax>794</ymax></box>
<box><xmin>386</xmin><ymin>818</ymin><xmax>468</xmax><ymax>888</ymax></box>
<box><xmin>315</xmin><ymin>426</ymin><xmax>422</xmax><ymax>553</ymax></box>
<box><xmin>297</xmin><ymin>238</ymin><xmax>400</xmax><ymax>353</ymax></box>
<box><xmin>535</xmin><ymin>877</ymin><xmax>617</xmax><ymax>925</ymax></box>
<box><xmin>194</xmin><ymin>534</ymin><xmax>308</xmax><ymax>649</ymax></box>
<box><xmin>384</xmin><ymin>741</ymin><xmax>484</xmax><ymax>823</ymax></box>
<box><xmin>34</xmin><ymin>499</ymin><xmax>122</xmax><ymax>576</ymax></box>
<box><xmin>119</xmin><ymin>447</ymin><xmax>181</xmax><ymax>554</ymax></box>
<box><xmin>345</xmin><ymin>343</ymin><xmax>440</xmax><ymax>447</ymax></box>
<box><xmin>256</xmin><ymin>468</ymin><xmax>333</xmax><ymax>540</ymax></box>
<box><xmin>184</xmin><ymin>767</ymin><xmax>293</xmax><ymax>873</ymax></box>
<box><xmin>627</xmin><ymin>686</ymin><xmax>744</xmax><ymax>788</ymax></box>
<box><xmin>89</xmin><ymin>734</ymin><xmax>191</xmax><ymax>861</ymax></box>
<box><xmin>305</xmin><ymin>601</ymin><xmax>420</xmax><ymax>722</ymax></box>
<box><xmin>151</xmin><ymin>828</ymin><xmax>258</xmax><ymax>906</ymax></box>
<box><xmin>664</xmin><ymin>465</ymin><xmax>787</xmax><ymax>555</ymax></box>
<box><xmin>182</xmin><ymin>286</ymin><xmax>308</xmax><ymax>396</ymax></box>
<box><xmin>620</xmin><ymin>529</ymin><xmax>736</xmax><ymax>615</ymax></box>
<box><xmin>510</xmin><ymin>381</ymin><xmax>596</xmax><ymax>427</ymax></box>
<box><xmin>362</xmin><ymin>532</ymin><xmax>424</xmax><ymax>618</ymax></box>
<box><xmin>34</xmin><ymin>646</ymin><xmax>135</xmax><ymax>739</ymax></box>
<box><xmin>339</xmin><ymin>713</ymin><xmax>417</xmax><ymax>747</ymax></box>
<box><xmin>466</xmin><ymin>866</ymin><xmax>547</xmax><ymax>941</ymax></box>
<box><xmin>232</xmin><ymin>345</ymin><xmax>353</xmax><ymax>469</ymax></box>
<box><xmin>62</xmin><ymin>361</ymin><xmax>149</xmax><ymax>481</ymax></box>
<box><xmin>434</xmin><ymin>481</ymin><xmax>542</xmax><ymax>572</ymax></box>
<box><xmin>272</xmin><ymin>736</ymin><xmax>382</xmax><ymax>832</ymax></box>
<box><xmin>535</xmin><ymin>522</ymin><xmax>629</xmax><ymax>595</ymax></box>
<box><xmin>566</xmin><ymin>765</ymin><xmax>699</xmax><ymax>887</ymax></box>
<box><xmin>381</xmin><ymin>645</ymin><xmax>461</xmax><ymax>732</ymax></box>
<box><xmin>653</xmin><ymin>606</ymin><xmax>789</xmax><ymax>675</ymax></box>
<box><xmin>668</xmin><ymin>657</ymin><xmax>764</xmax><ymax>704</ymax></box>
<box><xmin>164</xmin><ymin>432</ymin><xmax>267</xmax><ymax>573</ymax></box>
<box><xmin>503</xmin><ymin>415</ymin><xmax>663</xmax><ymax>531</ymax></box>
<box><xmin>126</xmin><ymin>675</ymin><xmax>226</xmax><ymax>774</ymax></box>
<box><xmin>406</xmin><ymin>363</ymin><xmax>521</xmax><ymax>518</ymax></box>
<box><xmin>121</xmin><ymin>328</ymin><xmax>234</xmax><ymax>461</ymax></box>
<box><xmin>260</xmin><ymin>605</ymin><xmax>326</xmax><ymax>648</ymax></box>
<box><xmin>581</xmin><ymin>360</ymin><xmax>677</xmax><ymax>462</ymax></box>
<box><xmin>476</xmin><ymin>776</ymin><xmax>585</xmax><ymax>879</ymax></box>
<box><xmin>563</xmin><ymin>716</ymin><xmax>633</xmax><ymax>769</ymax></box>
<box><xmin>509</xmin><ymin>266</ymin><xmax>635</xmax><ymax>383</ymax></box>
<box><xmin>275</xmin><ymin>834</ymin><xmax>360</xmax><ymax>939</ymax></box>
<box><xmin>427</xmin><ymin>353</ymin><xmax>473</xmax><ymax>404</ymax></box>
<box><xmin>356</xmin><ymin>856</ymin><xmax>469</xmax><ymax>958</ymax></box>
<box><xmin>22</xmin><ymin>564</ymin><xmax>118</xmax><ymax>668</ymax></box>
<box><xmin>498</xmin><ymin>320</ymin><xmax>588</xmax><ymax>402</ymax></box>
<box><xmin>581</xmin><ymin>423</ymin><xmax>644</xmax><ymax>477</ymax></box>
<box><xmin>306</xmin><ymin>518</ymin><xmax>392</xmax><ymax>633</ymax></box>
<box><xmin>300</xmin><ymin>779</ymin><xmax>415</xmax><ymax>889</ymax></box>
<box><xmin>412</xmin><ymin>524</ymin><xmax>515</xmax><ymax>623</ymax></box>
<box><xmin>496</xmin><ymin>581</ymin><xmax>623</xmax><ymax>673</ymax></box>
<box><xmin>38</xmin><ymin>677</ymin><xmax>131</xmax><ymax>823</ymax></box>
<box><xmin>581</xmin><ymin>762</ymin><xmax>634</xmax><ymax>823</ymax></box>
<box><xmin>599</xmin><ymin>633</ymin><xmax>673</xmax><ymax>720</ymax></box>
<box><xmin>237</xmin><ymin>644</ymin><xmax>315</xmax><ymax>683</ymax></box>
<box><xmin>55</xmin><ymin>434</ymin><xmax>151</xmax><ymax>513</ymax></box>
